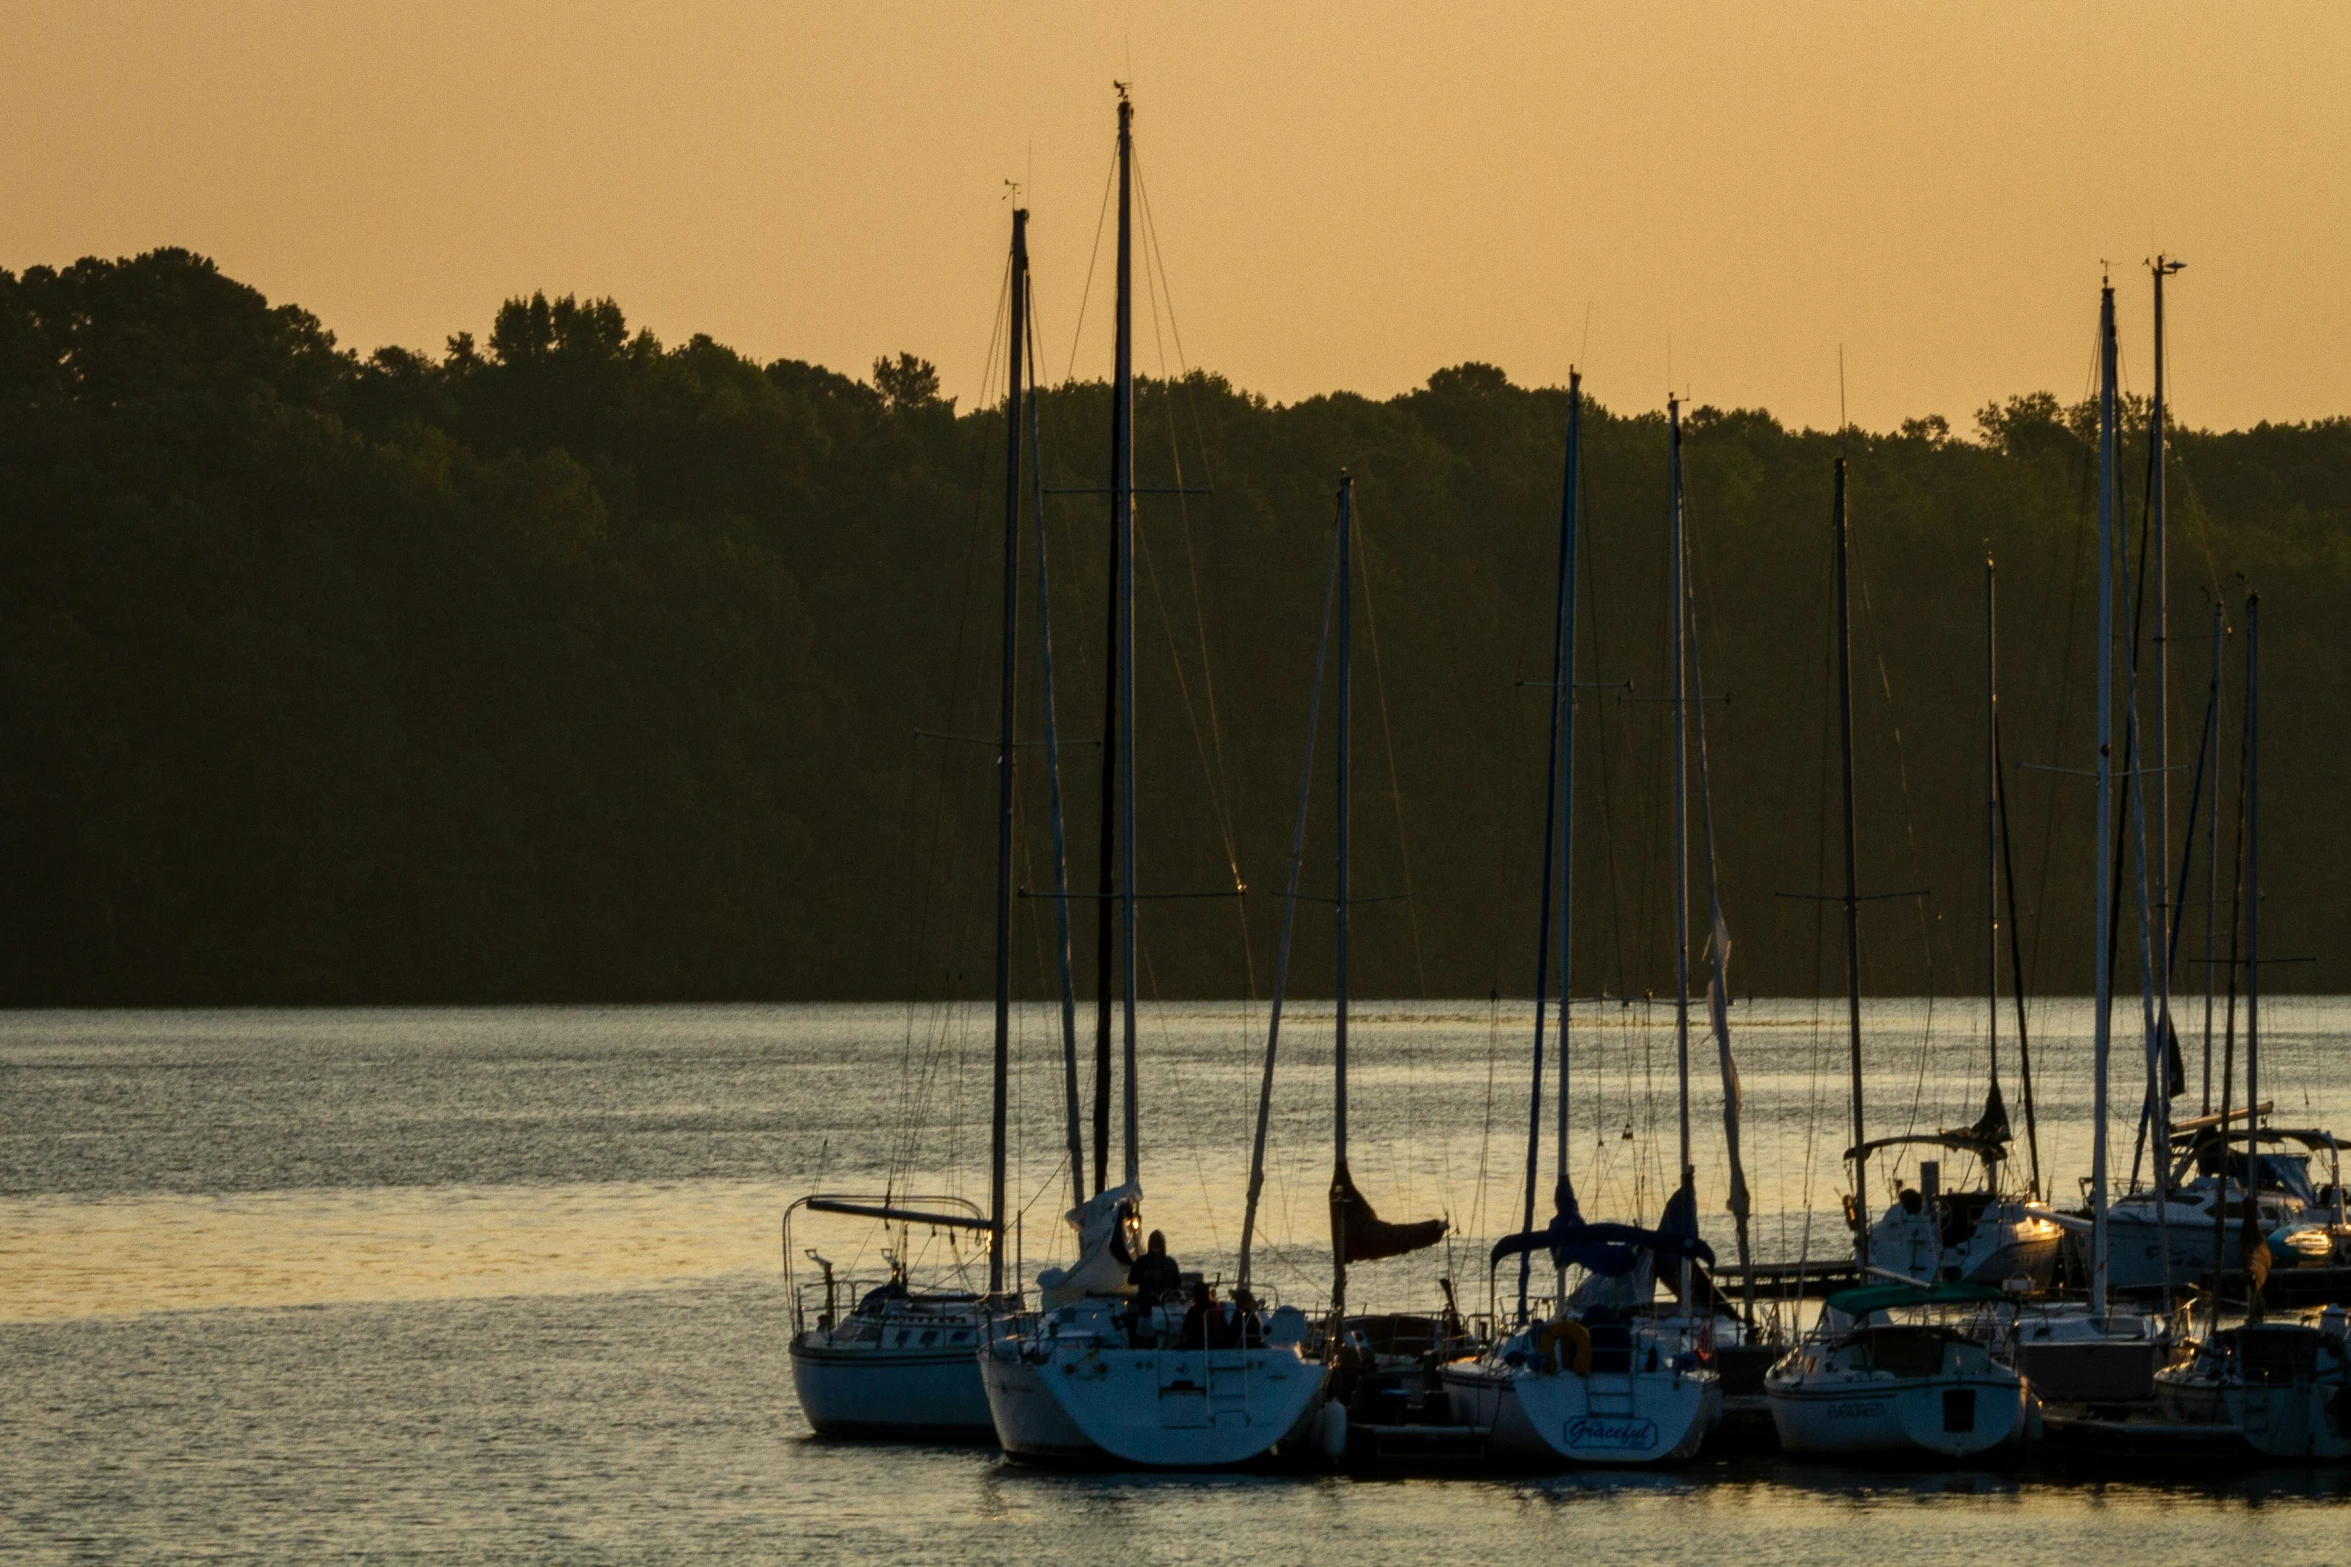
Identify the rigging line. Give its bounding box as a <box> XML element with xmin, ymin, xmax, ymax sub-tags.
<box><xmin>1352</xmin><ymin>499</ymin><xmax>1452</xmax><ymax>1216</ymax></box>
<box><xmin>886</xmin><ymin>276</ymin><xmax>1012</xmax><ymax>1185</ymax></box>
<box><xmin>1132</xmin><ymin>155</ymin><xmax>1257</xmax><ymax>1045</ymax></box>
<box><xmin>1350</xmin><ymin>500</ymin><xmax>1432</xmax><ymax>997</ymax></box>
<box><xmin>906</xmin><ymin>258</ymin><xmax>1027</xmax><ymax>1199</ymax></box>
<box><xmin>888</xmin><ymin>261</ymin><xmax>1018</xmax><ymax>1193</ymax></box>
<box><xmin>1582</xmin><ymin>461</ymin><xmax>1633</xmax><ymax>1004</ymax></box>
<box><xmin>903</xmin><ymin>258</ymin><xmax>1021</xmax><ymax>1199</ymax></box>
<box><xmin>1795</xmin><ymin>520</ymin><xmax>1838</xmax><ymax>1285</ymax></box>
<box><xmin>2024</xmin><ymin>449</ymin><xmax>2095</xmax><ymax>1065</ymax></box>
<box><xmin>1845</xmin><ymin>474</ymin><xmax>1942</xmax><ymax>1152</ymax></box>
<box><xmin>1131</xmin><ymin>497</ymin><xmax>1242</xmax><ymax>919</ymax></box>
<box><xmin>1063</xmin><ymin>147</ymin><xmax>1120</xmax><ymax>387</ymax></box>
<box><xmin>1239</xmin><ymin>503</ymin><xmax>1341</xmax><ymax>1289</ymax></box>
<box><xmin>1133</xmin><ymin>156</ymin><xmax>1249</xmax><ymax>898</ymax></box>
<box><xmin>1026</xmin><ymin>309</ymin><xmax>1087</xmax><ymax>1207</ymax></box>
<box><xmin>1138</xmin><ymin>945</ymin><xmax>1223</xmax><ymax>1258</ymax></box>
<box><xmin>1470</xmin><ymin>992</ymin><xmax>1501</xmax><ymax>1262</ymax></box>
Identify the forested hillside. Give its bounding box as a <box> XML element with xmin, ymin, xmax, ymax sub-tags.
<box><xmin>4</xmin><ymin>249</ymin><xmax>2348</xmax><ymax>1005</ymax></box>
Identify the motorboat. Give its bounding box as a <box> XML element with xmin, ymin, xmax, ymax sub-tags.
<box><xmin>1765</xmin><ymin>1281</ymin><xmax>2034</xmax><ymax>1459</ymax></box>
<box><xmin>2084</xmin><ymin>1112</ymin><xmax>2324</xmax><ymax>1291</ymax></box>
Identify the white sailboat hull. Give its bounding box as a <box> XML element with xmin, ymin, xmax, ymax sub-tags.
<box><xmin>2103</xmin><ymin>1216</ymin><xmax>2273</xmax><ymax>1292</ymax></box>
<box><xmin>984</xmin><ymin>1320</ymin><xmax>1326</xmax><ymax>1467</ymax></box>
<box><xmin>981</xmin><ymin>1335</ymin><xmax>1101</xmax><ymax>1460</ymax></box>
<box><xmin>2157</xmin><ymin>1364</ymin><xmax>2351</xmax><ymax>1461</ymax></box>
<box><xmin>1767</xmin><ymin>1372</ymin><xmax>2028</xmax><ymax>1458</ymax></box>
<box><xmin>1868</xmin><ymin>1202</ymin><xmax>2062</xmax><ymax>1290</ymax></box>
<box><xmin>1440</xmin><ymin>1360</ymin><xmax>1718</xmax><ymax>1465</ymax></box>
<box><xmin>789</xmin><ymin>1336</ymin><xmax>994</xmax><ymax>1439</ymax></box>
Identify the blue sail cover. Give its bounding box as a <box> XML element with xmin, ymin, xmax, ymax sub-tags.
<box><xmin>1489</xmin><ymin>1181</ymin><xmax>1716</xmax><ymax>1276</ymax></box>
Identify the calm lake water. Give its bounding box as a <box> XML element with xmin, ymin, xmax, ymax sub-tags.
<box><xmin>6</xmin><ymin>999</ymin><xmax>2350</xmax><ymax>1563</ymax></box>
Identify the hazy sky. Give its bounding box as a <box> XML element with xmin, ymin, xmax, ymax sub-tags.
<box><xmin>5</xmin><ymin>2</ymin><xmax>2346</xmax><ymax>430</ymax></box>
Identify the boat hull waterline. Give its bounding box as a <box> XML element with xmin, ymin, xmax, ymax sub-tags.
<box><xmin>983</xmin><ymin>1317</ymin><xmax>1329</xmax><ymax>1467</ymax></box>
<box><xmin>1441</xmin><ymin>1360</ymin><xmax>1719</xmax><ymax>1465</ymax></box>
<box><xmin>1766</xmin><ymin>1372</ymin><xmax>2030</xmax><ymax>1459</ymax></box>
<box><xmin>790</xmin><ymin>1334</ymin><xmax>995</xmax><ymax>1441</ymax></box>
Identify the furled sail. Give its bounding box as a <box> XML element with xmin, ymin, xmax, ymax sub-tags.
<box><xmin>1488</xmin><ymin>1184</ymin><xmax>1715</xmax><ymax>1278</ymax></box>
<box><xmin>1329</xmin><ymin>1159</ymin><xmax>1446</xmax><ymax>1266</ymax></box>
<box><xmin>1958</xmin><ymin>1079</ymin><xmax>2013</xmax><ymax>1150</ymax></box>
<box><xmin>1706</xmin><ymin>912</ymin><xmax>1750</xmax><ymax>1237</ymax></box>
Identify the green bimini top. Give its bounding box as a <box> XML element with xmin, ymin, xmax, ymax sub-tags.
<box><xmin>1826</xmin><ymin>1281</ymin><xmax>2014</xmax><ymax>1319</ymax></box>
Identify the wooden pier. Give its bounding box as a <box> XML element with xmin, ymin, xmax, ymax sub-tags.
<box><xmin>1704</xmin><ymin>1260</ymin><xmax>1863</xmax><ymax>1301</ymax></box>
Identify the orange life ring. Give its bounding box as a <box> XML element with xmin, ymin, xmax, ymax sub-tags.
<box><xmin>1536</xmin><ymin>1319</ymin><xmax>1592</xmax><ymax>1376</ymax></box>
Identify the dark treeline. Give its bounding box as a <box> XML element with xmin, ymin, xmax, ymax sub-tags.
<box><xmin>4</xmin><ymin>249</ymin><xmax>2349</xmax><ymax>1005</ymax></box>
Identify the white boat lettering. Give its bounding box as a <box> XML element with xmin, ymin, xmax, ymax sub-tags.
<box><xmin>1564</xmin><ymin>1416</ymin><xmax>1660</xmax><ymax>1451</ymax></box>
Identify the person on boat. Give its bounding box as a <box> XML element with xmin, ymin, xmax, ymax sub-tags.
<box><xmin>1179</xmin><ymin>1280</ymin><xmax>1219</xmax><ymax>1349</ymax></box>
<box><xmin>1128</xmin><ymin>1229</ymin><xmax>1181</xmax><ymax>1304</ymax></box>
<box><xmin>1224</xmin><ymin>1285</ymin><xmax>1266</xmax><ymax>1348</ymax></box>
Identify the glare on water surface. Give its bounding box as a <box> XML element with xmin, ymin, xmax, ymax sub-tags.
<box><xmin>4</xmin><ymin>1002</ymin><xmax>2348</xmax><ymax>1562</ymax></box>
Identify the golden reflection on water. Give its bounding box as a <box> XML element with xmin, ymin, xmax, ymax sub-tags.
<box><xmin>0</xmin><ymin>1180</ymin><xmax>787</xmax><ymax>1321</ymax></box>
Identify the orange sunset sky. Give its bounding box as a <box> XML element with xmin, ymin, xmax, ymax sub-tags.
<box><xmin>4</xmin><ymin>2</ymin><xmax>2345</xmax><ymax>431</ymax></box>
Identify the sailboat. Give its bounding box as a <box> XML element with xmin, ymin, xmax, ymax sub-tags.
<box><xmin>2150</xmin><ymin>592</ymin><xmax>2351</xmax><ymax>1460</ymax></box>
<box><xmin>786</xmin><ymin>205</ymin><xmax>1039</xmax><ymax>1441</ymax></box>
<box><xmin>1853</xmin><ymin>554</ymin><xmax>2060</xmax><ymax>1295</ymax></box>
<box><xmin>978</xmin><ymin>88</ymin><xmax>1329</xmax><ymax>1468</ymax></box>
<box><xmin>2007</xmin><ymin>280</ymin><xmax>2185</xmax><ymax>1411</ymax></box>
<box><xmin>1236</xmin><ymin>473</ymin><xmax>1454</xmax><ymax>1467</ymax></box>
<box><xmin>1763</xmin><ymin>457</ymin><xmax>2033</xmax><ymax>1460</ymax></box>
<box><xmin>1442</xmin><ymin>386</ymin><xmax>1722</xmax><ymax>1467</ymax></box>
<box><xmin>2088</xmin><ymin>260</ymin><xmax>2333</xmax><ymax>1298</ymax></box>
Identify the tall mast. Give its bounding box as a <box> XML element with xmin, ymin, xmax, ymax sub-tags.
<box><xmin>1985</xmin><ymin>558</ymin><xmax>2003</xmax><ymax>1167</ymax></box>
<box><xmin>1515</xmin><ymin>373</ymin><xmax>1580</xmax><ymax>1326</ymax></box>
<box><xmin>1090</xmin><ymin>88</ymin><xmax>1137</xmax><ymax>1193</ymax></box>
<box><xmin>1669</xmin><ymin>397</ymin><xmax>1695</xmax><ymax>1297</ymax></box>
<box><xmin>987</xmin><ymin>207</ymin><xmax>1027</xmax><ymax>1295</ymax></box>
<box><xmin>1114</xmin><ymin>90</ymin><xmax>1140</xmax><ymax>1190</ymax></box>
<box><xmin>1553</xmin><ymin>373</ymin><xmax>1583</xmax><ymax>1282</ymax></box>
<box><xmin>2243</xmin><ymin>590</ymin><xmax>2262</xmax><ymax>1320</ymax></box>
<box><xmin>1834</xmin><ymin>456</ymin><xmax>1867</xmax><ymax>1270</ymax></box>
<box><xmin>1028</xmin><ymin>340</ymin><xmax>1087</xmax><ymax>1210</ymax></box>
<box><xmin>1688</xmin><ymin>457</ymin><xmax>1748</xmax><ymax>1315</ymax></box>
<box><xmin>2199</xmin><ymin>601</ymin><xmax>2223</xmax><ymax>1114</ymax></box>
<box><xmin>2091</xmin><ymin>281</ymin><xmax>2118</xmax><ymax>1318</ymax></box>
<box><xmin>2152</xmin><ymin>258</ymin><xmax>2184</xmax><ymax>1147</ymax></box>
<box><xmin>1333</xmin><ymin>473</ymin><xmax>1355</xmax><ymax>1318</ymax></box>
<box><xmin>1995</xmin><ymin>715</ymin><xmax>2043</xmax><ymax>1195</ymax></box>
<box><xmin>1237</xmin><ymin>500</ymin><xmax>1343</xmax><ymax>1291</ymax></box>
